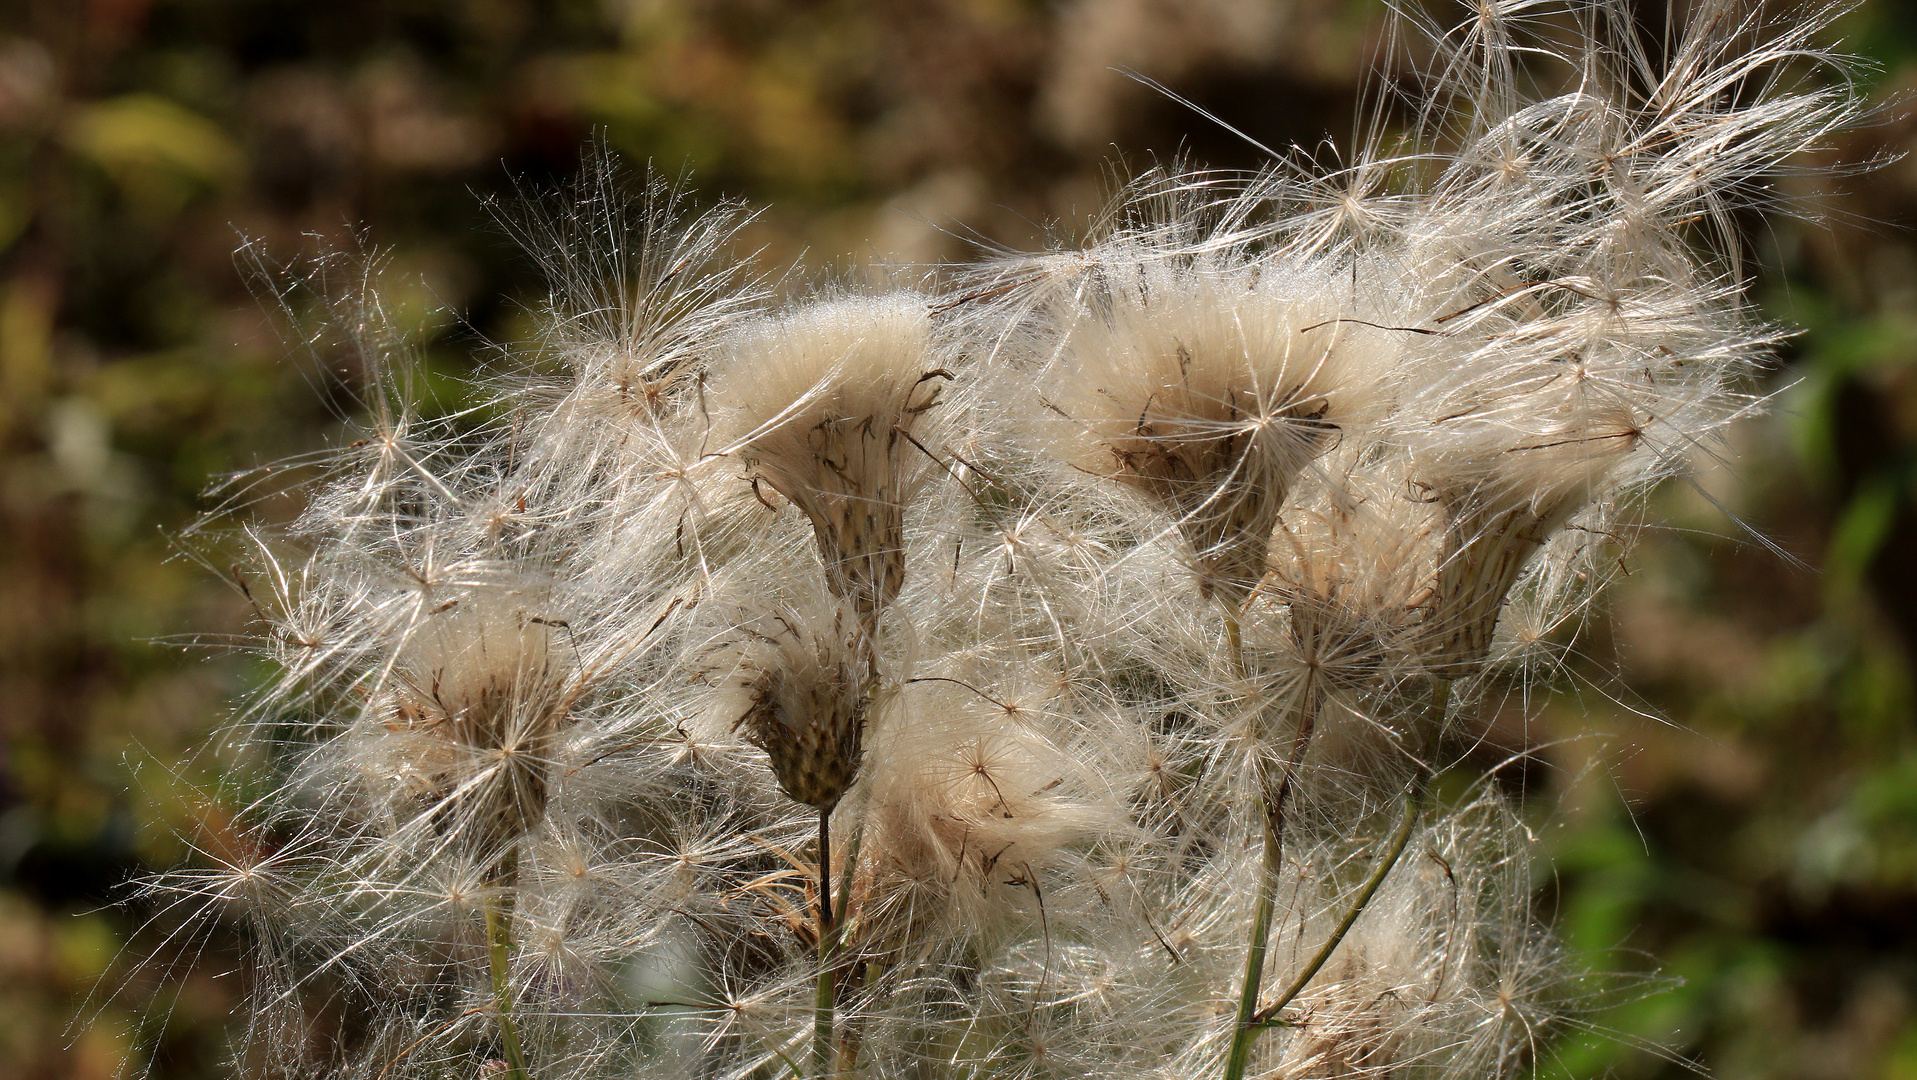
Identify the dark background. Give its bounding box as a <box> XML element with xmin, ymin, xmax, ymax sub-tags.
<box><xmin>2</xmin><ymin>0</ymin><xmax>1915</xmax><ymax>1076</ymax></box>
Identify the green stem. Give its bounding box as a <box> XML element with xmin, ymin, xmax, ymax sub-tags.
<box><xmin>814</xmin><ymin>808</ymin><xmax>835</xmax><ymax>1080</ymax></box>
<box><xmin>1252</xmin><ymin>785</ymin><xmax>1418</xmax><ymax>1026</ymax></box>
<box><xmin>484</xmin><ymin>846</ymin><xmax>530</xmax><ymax>1080</ymax></box>
<box><xmin>1223</xmin><ymin>656</ymin><xmax>1319</xmax><ymax>1080</ymax></box>
<box><xmin>1223</xmin><ymin>785</ymin><xmax>1283</xmax><ymax>1080</ymax></box>
<box><xmin>1251</xmin><ymin>676</ymin><xmax>1450</xmax><ymax>1027</ymax></box>
<box><xmin>1221</xmin><ymin>606</ymin><xmax>1277</xmax><ymax>1080</ymax></box>
<box><xmin>832</xmin><ymin>818</ymin><xmax>867</xmax><ymax>1072</ymax></box>
<box><xmin>1223</xmin><ymin>609</ymin><xmax>1247</xmax><ymax>682</ymax></box>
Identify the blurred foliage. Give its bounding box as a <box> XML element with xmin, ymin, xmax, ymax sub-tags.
<box><xmin>0</xmin><ymin>0</ymin><xmax>1913</xmax><ymax>1078</ymax></box>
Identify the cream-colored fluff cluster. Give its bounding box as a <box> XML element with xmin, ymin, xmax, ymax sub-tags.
<box><xmin>145</xmin><ymin>3</ymin><xmax>1860</xmax><ymax>1078</ymax></box>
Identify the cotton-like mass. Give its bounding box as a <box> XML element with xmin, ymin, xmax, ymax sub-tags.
<box><xmin>142</xmin><ymin>3</ymin><xmax>1864</xmax><ymax>1078</ymax></box>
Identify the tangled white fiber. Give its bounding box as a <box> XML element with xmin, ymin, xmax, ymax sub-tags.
<box><xmin>142</xmin><ymin>0</ymin><xmax>1869</xmax><ymax>1077</ymax></box>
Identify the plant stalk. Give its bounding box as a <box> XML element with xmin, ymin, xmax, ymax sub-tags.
<box><xmin>1252</xmin><ymin>782</ymin><xmax>1419</xmax><ymax>1025</ymax></box>
<box><xmin>1223</xmin><ymin>634</ymin><xmax>1320</xmax><ymax>1080</ymax></box>
<box><xmin>1252</xmin><ymin>676</ymin><xmax>1451</xmax><ymax>1027</ymax></box>
<box><xmin>484</xmin><ymin>845</ymin><xmax>530</xmax><ymax>1080</ymax></box>
<box><xmin>814</xmin><ymin>808</ymin><xmax>836</xmax><ymax>1080</ymax></box>
<box><xmin>832</xmin><ymin>818</ymin><xmax>868</xmax><ymax>1073</ymax></box>
<box><xmin>1223</xmin><ymin>784</ymin><xmax>1284</xmax><ymax>1080</ymax></box>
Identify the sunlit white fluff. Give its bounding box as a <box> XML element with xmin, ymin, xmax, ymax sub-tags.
<box><xmin>141</xmin><ymin>2</ymin><xmax>1867</xmax><ymax>1078</ymax></box>
<box><xmin>708</xmin><ymin>294</ymin><xmax>952</xmax><ymax>629</ymax></box>
<box><xmin>1028</xmin><ymin>244</ymin><xmax>1401</xmax><ymax>606</ymax></box>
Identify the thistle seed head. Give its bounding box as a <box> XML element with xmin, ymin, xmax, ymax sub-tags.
<box><xmin>1043</xmin><ymin>250</ymin><xmax>1391</xmax><ymax>605</ymax></box>
<box><xmin>711</xmin><ymin>294</ymin><xmax>950</xmax><ymax>630</ymax></box>
<box><xmin>854</xmin><ymin>673</ymin><xmax>1127</xmax><ymax>945</ymax></box>
<box><xmin>377</xmin><ymin>593</ymin><xmax>576</xmax><ymax>856</ymax></box>
<box><xmin>150</xmin><ymin>0</ymin><xmax>1869</xmax><ymax>1073</ymax></box>
<box><xmin>1411</xmin><ymin>405</ymin><xmax>1644</xmax><ymax>678</ymax></box>
<box><xmin>724</xmin><ymin>596</ymin><xmax>873</xmax><ymax>811</ymax></box>
<box><xmin>1260</xmin><ymin>459</ymin><xmax>1438</xmax><ymax>693</ymax></box>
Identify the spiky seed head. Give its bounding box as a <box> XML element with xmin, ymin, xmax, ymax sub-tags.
<box><xmin>724</xmin><ymin>598</ymin><xmax>873</xmax><ymax>811</ymax></box>
<box><xmin>378</xmin><ymin>593</ymin><xmax>575</xmax><ymax>856</ymax></box>
<box><xmin>736</xmin><ymin>665</ymin><xmax>867</xmax><ymax>812</ymax></box>
<box><xmin>711</xmin><ymin>294</ymin><xmax>949</xmax><ymax>630</ymax></box>
<box><xmin>1412</xmin><ymin>405</ymin><xmax>1643</xmax><ymax>678</ymax></box>
<box><xmin>1044</xmin><ymin>253</ymin><xmax>1389</xmax><ymax>605</ymax></box>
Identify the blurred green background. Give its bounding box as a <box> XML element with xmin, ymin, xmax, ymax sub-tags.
<box><xmin>0</xmin><ymin>0</ymin><xmax>1914</xmax><ymax>1077</ymax></box>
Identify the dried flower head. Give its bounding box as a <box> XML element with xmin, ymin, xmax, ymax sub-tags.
<box><xmin>375</xmin><ymin>592</ymin><xmax>578</xmax><ymax>857</ymax></box>
<box><xmin>1039</xmin><ymin>250</ymin><xmax>1394</xmax><ymax>605</ymax></box>
<box><xmin>715</xmin><ymin>592</ymin><xmax>875</xmax><ymax>812</ymax></box>
<box><xmin>852</xmin><ymin>672</ymin><xmax>1127</xmax><ymax>945</ymax></box>
<box><xmin>710</xmin><ymin>294</ymin><xmax>952</xmax><ymax>629</ymax></box>
<box><xmin>1259</xmin><ymin>458</ymin><xmax>1438</xmax><ymax>696</ymax></box>
<box><xmin>1410</xmin><ymin>402</ymin><xmax>1647</xmax><ymax>678</ymax></box>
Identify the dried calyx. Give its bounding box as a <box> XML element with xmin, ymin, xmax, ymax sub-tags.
<box><xmin>728</xmin><ymin>599</ymin><xmax>874</xmax><ymax>812</ymax></box>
